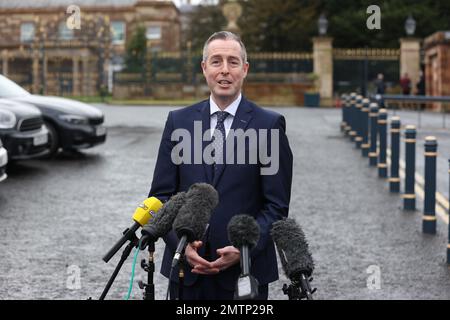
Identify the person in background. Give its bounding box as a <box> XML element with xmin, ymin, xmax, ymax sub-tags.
<box><xmin>375</xmin><ymin>73</ymin><xmax>386</xmax><ymax>95</ymax></box>
<box><xmin>416</xmin><ymin>70</ymin><xmax>426</xmax><ymax>110</ymax></box>
<box><xmin>400</xmin><ymin>72</ymin><xmax>411</xmax><ymax>95</ymax></box>
<box><xmin>416</xmin><ymin>70</ymin><xmax>425</xmax><ymax>96</ymax></box>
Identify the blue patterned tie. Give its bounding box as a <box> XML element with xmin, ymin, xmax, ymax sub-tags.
<box><xmin>212</xmin><ymin>111</ymin><xmax>229</xmax><ymax>180</ymax></box>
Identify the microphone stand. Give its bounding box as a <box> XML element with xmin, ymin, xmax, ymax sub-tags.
<box><xmin>167</xmin><ymin>238</ymin><xmax>187</xmax><ymax>300</ymax></box>
<box><xmin>99</xmin><ymin>232</ymin><xmax>140</xmax><ymax>300</ymax></box>
<box><xmin>178</xmin><ymin>256</ymin><xmax>185</xmax><ymax>301</ymax></box>
<box><xmin>234</xmin><ymin>246</ymin><xmax>259</xmax><ymax>300</ymax></box>
<box><xmin>282</xmin><ymin>275</ymin><xmax>316</xmax><ymax>300</ymax></box>
<box><xmin>138</xmin><ymin>241</ymin><xmax>155</xmax><ymax>300</ymax></box>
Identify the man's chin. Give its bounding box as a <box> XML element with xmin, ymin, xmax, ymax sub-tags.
<box><xmin>212</xmin><ymin>89</ymin><xmax>238</xmax><ymax>100</ymax></box>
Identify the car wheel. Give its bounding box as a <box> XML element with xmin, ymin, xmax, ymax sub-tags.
<box><xmin>44</xmin><ymin>120</ymin><xmax>59</xmax><ymax>157</ymax></box>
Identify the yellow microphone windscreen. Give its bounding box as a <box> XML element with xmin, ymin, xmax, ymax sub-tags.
<box><xmin>132</xmin><ymin>197</ymin><xmax>163</xmax><ymax>226</ymax></box>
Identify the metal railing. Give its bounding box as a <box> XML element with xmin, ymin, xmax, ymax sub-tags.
<box><xmin>372</xmin><ymin>94</ymin><xmax>450</xmax><ymax>128</ymax></box>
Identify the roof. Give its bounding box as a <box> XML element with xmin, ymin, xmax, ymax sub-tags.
<box><xmin>0</xmin><ymin>0</ymin><xmax>174</xmax><ymax>9</ymax></box>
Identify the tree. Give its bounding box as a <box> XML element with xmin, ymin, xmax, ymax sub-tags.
<box><xmin>184</xmin><ymin>3</ymin><xmax>227</xmax><ymax>53</ymax></box>
<box><xmin>236</xmin><ymin>0</ymin><xmax>450</xmax><ymax>51</ymax></box>
<box><xmin>322</xmin><ymin>0</ymin><xmax>450</xmax><ymax>48</ymax></box>
<box><xmin>124</xmin><ymin>25</ymin><xmax>147</xmax><ymax>72</ymax></box>
<box><xmin>239</xmin><ymin>0</ymin><xmax>319</xmax><ymax>52</ymax></box>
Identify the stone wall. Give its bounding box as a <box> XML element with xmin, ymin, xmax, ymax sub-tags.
<box><xmin>113</xmin><ymin>81</ymin><xmax>311</xmax><ymax>106</ymax></box>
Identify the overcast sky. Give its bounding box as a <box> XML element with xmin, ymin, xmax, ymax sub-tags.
<box><xmin>172</xmin><ymin>0</ymin><xmax>218</xmax><ymax>6</ymax></box>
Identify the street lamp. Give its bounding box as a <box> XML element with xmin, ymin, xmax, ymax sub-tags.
<box><xmin>405</xmin><ymin>15</ymin><xmax>416</xmax><ymax>36</ymax></box>
<box><xmin>318</xmin><ymin>14</ymin><xmax>328</xmax><ymax>36</ymax></box>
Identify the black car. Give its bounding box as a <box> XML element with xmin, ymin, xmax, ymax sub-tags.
<box><xmin>0</xmin><ymin>99</ymin><xmax>50</xmax><ymax>160</ymax></box>
<box><xmin>0</xmin><ymin>74</ymin><xmax>107</xmax><ymax>156</ymax></box>
<box><xmin>0</xmin><ymin>138</ymin><xmax>7</xmax><ymax>182</ymax></box>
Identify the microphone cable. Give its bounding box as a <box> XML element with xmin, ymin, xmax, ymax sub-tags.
<box><xmin>124</xmin><ymin>237</ymin><xmax>144</xmax><ymax>300</ymax></box>
<box><xmin>166</xmin><ymin>268</ymin><xmax>173</xmax><ymax>300</ymax></box>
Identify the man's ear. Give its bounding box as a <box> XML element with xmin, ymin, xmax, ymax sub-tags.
<box><xmin>201</xmin><ymin>61</ymin><xmax>207</xmax><ymax>75</ymax></box>
<box><xmin>243</xmin><ymin>62</ymin><xmax>249</xmax><ymax>78</ymax></box>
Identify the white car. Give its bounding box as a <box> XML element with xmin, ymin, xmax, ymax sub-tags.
<box><xmin>0</xmin><ymin>138</ymin><xmax>7</xmax><ymax>182</ymax></box>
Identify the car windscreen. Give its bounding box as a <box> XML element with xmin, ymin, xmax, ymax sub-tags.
<box><xmin>0</xmin><ymin>75</ymin><xmax>30</xmax><ymax>98</ymax></box>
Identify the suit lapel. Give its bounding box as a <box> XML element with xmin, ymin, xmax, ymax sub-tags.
<box><xmin>198</xmin><ymin>100</ymin><xmax>214</xmax><ymax>184</ymax></box>
<box><xmin>212</xmin><ymin>96</ymin><xmax>253</xmax><ymax>187</ymax></box>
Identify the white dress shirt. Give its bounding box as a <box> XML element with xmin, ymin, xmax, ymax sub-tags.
<box><xmin>209</xmin><ymin>93</ymin><xmax>241</xmax><ymax>138</ymax></box>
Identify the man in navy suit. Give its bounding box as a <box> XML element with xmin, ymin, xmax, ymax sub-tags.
<box><xmin>149</xmin><ymin>31</ymin><xmax>293</xmax><ymax>300</ymax></box>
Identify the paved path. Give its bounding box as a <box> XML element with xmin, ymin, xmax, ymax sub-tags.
<box><xmin>0</xmin><ymin>105</ymin><xmax>449</xmax><ymax>300</ymax></box>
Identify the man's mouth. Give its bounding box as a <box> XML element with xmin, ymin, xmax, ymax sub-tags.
<box><xmin>218</xmin><ymin>80</ymin><xmax>232</xmax><ymax>87</ymax></box>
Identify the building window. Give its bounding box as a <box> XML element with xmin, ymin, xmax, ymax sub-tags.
<box><xmin>58</xmin><ymin>22</ymin><xmax>74</xmax><ymax>40</ymax></box>
<box><xmin>146</xmin><ymin>26</ymin><xmax>161</xmax><ymax>40</ymax></box>
<box><xmin>20</xmin><ymin>23</ymin><xmax>35</xmax><ymax>43</ymax></box>
<box><xmin>149</xmin><ymin>46</ymin><xmax>161</xmax><ymax>53</ymax></box>
<box><xmin>111</xmin><ymin>21</ymin><xmax>126</xmax><ymax>44</ymax></box>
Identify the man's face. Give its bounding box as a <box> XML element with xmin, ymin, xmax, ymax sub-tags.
<box><xmin>201</xmin><ymin>39</ymin><xmax>249</xmax><ymax>106</ymax></box>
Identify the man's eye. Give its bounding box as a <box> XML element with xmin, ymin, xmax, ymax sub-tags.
<box><xmin>211</xmin><ymin>60</ymin><xmax>220</xmax><ymax>65</ymax></box>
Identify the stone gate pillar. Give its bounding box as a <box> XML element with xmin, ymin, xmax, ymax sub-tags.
<box><xmin>312</xmin><ymin>37</ymin><xmax>333</xmax><ymax>107</ymax></box>
<box><xmin>399</xmin><ymin>37</ymin><xmax>421</xmax><ymax>94</ymax></box>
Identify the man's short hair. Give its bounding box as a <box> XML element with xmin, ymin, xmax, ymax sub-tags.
<box><xmin>202</xmin><ymin>31</ymin><xmax>248</xmax><ymax>64</ymax></box>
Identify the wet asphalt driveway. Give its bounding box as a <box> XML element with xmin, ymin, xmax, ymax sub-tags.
<box><xmin>0</xmin><ymin>104</ymin><xmax>449</xmax><ymax>300</ymax></box>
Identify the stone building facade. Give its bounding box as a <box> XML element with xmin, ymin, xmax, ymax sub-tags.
<box><xmin>424</xmin><ymin>31</ymin><xmax>450</xmax><ymax>110</ymax></box>
<box><xmin>0</xmin><ymin>0</ymin><xmax>180</xmax><ymax>96</ymax></box>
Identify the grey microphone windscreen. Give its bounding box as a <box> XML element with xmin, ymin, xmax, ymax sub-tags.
<box><xmin>271</xmin><ymin>218</ymin><xmax>314</xmax><ymax>279</ymax></box>
<box><xmin>227</xmin><ymin>214</ymin><xmax>260</xmax><ymax>249</ymax></box>
<box><xmin>142</xmin><ymin>191</ymin><xmax>187</xmax><ymax>241</ymax></box>
<box><xmin>173</xmin><ymin>183</ymin><xmax>219</xmax><ymax>242</ymax></box>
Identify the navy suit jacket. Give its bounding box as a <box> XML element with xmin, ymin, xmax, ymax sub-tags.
<box><xmin>149</xmin><ymin>96</ymin><xmax>293</xmax><ymax>291</ymax></box>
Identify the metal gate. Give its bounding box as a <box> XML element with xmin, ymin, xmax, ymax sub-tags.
<box><xmin>333</xmin><ymin>48</ymin><xmax>400</xmax><ymax>96</ymax></box>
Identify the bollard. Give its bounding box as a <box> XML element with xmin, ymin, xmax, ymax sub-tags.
<box><xmin>344</xmin><ymin>94</ymin><xmax>352</xmax><ymax>136</ymax></box>
<box><xmin>422</xmin><ymin>136</ymin><xmax>438</xmax><ymax>234</ymax></box>
<box><xmin>349</xmin><ymin>92</ymin><xmax>357</xmax><ymax>141</ymax></box>
<box><xmin>447</xmin><ymin>159</ymin><xmax>450</xmax><ymax>264</ymax></box>
<box><xmin>389</xmin><ymin>117</ymin><xmax>401</xmax><ymax>192</ymax></box>
<box><xmin>377</xmin><ymin>109</ymin><xmax>388</xmax><ymax>178</ymax></box>
<box><xmin>341</xmin><ymin>94</ymin><xmax>348</xmax><ymax>132</ymax></box>
<box><xmin>369</xmin><ymin>103</ymin><xmax>379</xmax><ymax>167</ymax></box>
<box><xmin>375</xmin><ymin>93</ymin><xmax>385</xmax><ymax>109</ymax></box>
<box><xmin>355</xmin><ymin>95</ymin><xmax>363</xmax><ymax>148</ymax></box>
<box><xmin>361</xmin><ymin>98</ymin><xmax>370</xmax><ymax>157</ymax></box>
<box><xmin>403</xmin><ymin>125</ymin><xmax>416</xmax><ymax>211</ymax></box>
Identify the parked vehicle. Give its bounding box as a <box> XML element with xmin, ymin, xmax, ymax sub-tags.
<box><xmin>0</xmin><ymin>99</ymin><xmax>49</xmax><ymax>160</ymax></box>
<box><xmin>0</xmin><ymin>138</ymin><xmax>7</xmax><ymax>182</ymax></box>
<box><xmin>0</xmin><ymin>74</ymin><xmax>107</xmax><ymax>157</ymax></box>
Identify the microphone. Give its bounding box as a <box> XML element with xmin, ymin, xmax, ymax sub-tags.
<box><xmin>271</xmin><ymin>218</ymin><xmax>316</xmax><ymax>300</ymax></box>
<box><xmin>227</xmin><ymin>214</ymin><xmax>260</xmax><ymax>300</ymax></box>
<box><xmin>139</xmin><ymin>191</ymin><xmax>187</xmax><ymax>250</ymax></box>
<box><xmin>171</xmin><ymin>183</ymin><xmax>218</xmax><ymax>268</ymax></box>
<box><xmin>103</xmin><ymin>197</ymin><xmax>163</xmax><ymax>263</ymax></box>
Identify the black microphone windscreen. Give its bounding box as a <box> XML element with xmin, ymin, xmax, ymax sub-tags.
<box><xmin>271</xmin><ymin>218</ymin><xmax>314</xmax><ymax>279</ymax></box>
<box><xmin>142</xmin><ymin>191</ymin><xmax>187</xmax><ymax>240</ymax></box>
<box><xmin>227</xmin><ymin>214</ymin><xmax>260</xmax><ymax>249</ymax></box>
<box><xmin>173</xmin><ymin>183</ymin><xmax>219</xmax><ymax>242</ymax></box>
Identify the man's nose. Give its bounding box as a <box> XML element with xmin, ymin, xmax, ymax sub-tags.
<box><xmin>220</xmin><ymin>61</ymin><xmax>229</xmax><ymax>74</ymax></box>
